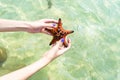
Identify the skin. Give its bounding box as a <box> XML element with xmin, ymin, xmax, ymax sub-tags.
<box><xmin>0</xmin><ymin>19</ymin><xmax>58</xmax><ymax>34</ymax></box>
<box><xmin>0</xmin><ymin>19</ymin><xmax>71</xmax><ymax>80</ymax></box>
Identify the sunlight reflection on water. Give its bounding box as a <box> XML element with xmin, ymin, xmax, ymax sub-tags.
<box><xmin>0</xmin><ymin>0</ymin><xmax>120</xmax><ymax>80</ymax></box>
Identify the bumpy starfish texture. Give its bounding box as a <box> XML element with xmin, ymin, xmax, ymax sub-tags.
<box><xmin>45</xmin><ymin>18</ymin><xmax>74</xmax><ymax>47</ymax></box>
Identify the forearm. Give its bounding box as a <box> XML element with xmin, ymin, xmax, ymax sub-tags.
<box><xmin>0</xmin><ymin>19</ymin><xmax>30</xmax><ymax>32</ymax></box>
<box><xmin>0</xmin><ymin>54</ymin><xmax>53</xmax><ymax>80</ymax></box>
<box><xmin>0</xmin><ymin>40</ymin><xmax>70</xmax><ymax>80</ymax></box>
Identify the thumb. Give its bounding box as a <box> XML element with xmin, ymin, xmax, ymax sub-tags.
<box><xmin>56</xmin><ymin>38</ymin><xmax>64</xmax><ymax>47</ymax></box>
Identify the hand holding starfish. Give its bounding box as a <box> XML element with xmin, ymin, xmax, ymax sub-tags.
<box><xmin>27</xmin><ymin>19</ymin><xmax>58</xmax><ymax>35</ymax></box>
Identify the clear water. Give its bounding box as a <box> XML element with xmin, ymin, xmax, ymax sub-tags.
<box><xmin>0</xmin><ymin>0</ymin><xmax>120</xmax><ymax>80</ymax></box>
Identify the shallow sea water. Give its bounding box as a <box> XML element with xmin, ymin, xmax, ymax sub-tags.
<box><xmin>0</xmin><ymin>0</ymin><xmax>120</xmax><ymax>80</ymax></box>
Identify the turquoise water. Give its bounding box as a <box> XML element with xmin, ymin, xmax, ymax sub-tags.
<box><xmin>0</xmin><ymin>0</ymin><xmax>120</xmax><ymax>80</ymax></box>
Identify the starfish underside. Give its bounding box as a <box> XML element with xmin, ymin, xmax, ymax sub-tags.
<box><xmin>45</xmin><ymin>18</ymin><xmax>74</xmax><ymax>47</ymax></box>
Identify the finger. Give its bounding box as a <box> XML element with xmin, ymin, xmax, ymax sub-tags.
<box><xmin>66</xmin><ymin>38</ymin><xmax>71</xmax><ymax>49</ymax></box>
<box><xmin>64</xmin><ymin>36</ymin><xmax>67</xmax><ymax>43</ymax></box>
<box><xmin>56</xmin><ymin>39</ymin><xmax>63</xmax><ymax>47</ymax></box>
<box><xmin>52</xmin><ymin>38</ymin><xmax>64</xmax><ymax>49</ymax></box>
<box><xmin>43</xmin><ymin>31</ymin><xmax>52</xmax><ymax>35</ymax></box>
<box><xmin>41</xmin><ymin>28</ymin><xmax>52</xmax><ymax>35</ymax></box>
<box><xmin>45</xmin><ymin>21</ymin><xmax>58</xmax><ymax>24</ymax></box>
<box><xmin>51</xmin><ymin>43</ymin><xmax>56</xmax><ymax>47</ymax></box>
<box><xmin>44</xmin><ymin>19</ymin><xmax>58</xmax><ymax>23</ymax></box>
<box><xmin>67</xmin><ymin>38</ymin><xmax>71</xmax><ymax>44</ymax></box>
<box><xmin>65</xmin><ymin>37</ymin><xmax>71</xmax><ymax>45</ymax></box>
<box><xmin>43</xmin><ymin>24</ymin><xmax>57</xmax><ymax>28</ymax></box>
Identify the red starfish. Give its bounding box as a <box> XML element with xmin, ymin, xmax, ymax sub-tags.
<box><xmin>45</xmin><ymin>18</ymin><xmax>74</xmax><ymax>47</ymax></box>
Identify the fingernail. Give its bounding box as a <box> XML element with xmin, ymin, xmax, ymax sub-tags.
<box><xmin>52</xmin><ymin>23</ymin><xmax>56</xmax><ymax>27</ymax></box>
<box><xmin>61</xmin><ymin>38</ymin><xmax>64</xmax><ymax>42</ymax></box>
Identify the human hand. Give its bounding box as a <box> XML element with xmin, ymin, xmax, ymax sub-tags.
<box><xmin>27</xmin><ymin>19</ymin><xmax>57</xmax><ymax>35</ymax></box>
<box><xmin>43</xmin><ymin>37</ymin><xmax>71</xmax><ymax>60</ymax></box>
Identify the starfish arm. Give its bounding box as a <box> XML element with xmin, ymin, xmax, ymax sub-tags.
<box><xmin>66</xmin><ymin>30</ymin><xmax>74</xmax><ymax>34</ymax></box>
<box><xmin>45</xmin><ymin>28</ymin><xmax>54</xmax><ymax>35</ymax></box>
<box><xmin>58</xmin><ymin>18</ymin><xmax>62</xmax><ymax>28</ymax></box>
<box><xmin>49</xmin><ymin>37</ymin><xmax>57</xmax><ymax>45</ymax></box>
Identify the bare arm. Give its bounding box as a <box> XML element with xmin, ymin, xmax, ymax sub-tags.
<box><xmin>0</xmin><ymin>19</ymin><xmax>57</xmax><ymax>34</ymax></box>
<box><xmin>0</xmin><ymin>38</ymin><xmax>71</xmax><ymax>80</ymax></box>
<box><xmin>0</xmin><ymin>19</ymin><xmax>29</xmax><ymax>32</ymax></box>
<box><xmin>0</xmin><ymin>56</ymin><xmax>53</xmax><ymax>80</ymax></box>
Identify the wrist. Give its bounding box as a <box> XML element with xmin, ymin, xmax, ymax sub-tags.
<box><xmin>21</xmin><ymin>21</ymin><xmax>33</xmax><ymax>32</ymax></box>
<box><xmin>24</xmin><ymin>21</ymin><xmax>43</xmax><ymax>33</ymax></box>
<box><xmin>43</xmin><ymin>52</ymin><xmax>56</xmax><ymax>61</ymax></box>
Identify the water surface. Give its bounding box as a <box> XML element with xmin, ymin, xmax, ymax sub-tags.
<box><xmin>0</xmin><ymin>0</ymin><xmax>120</xmax><ymax>80</ymax></box>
